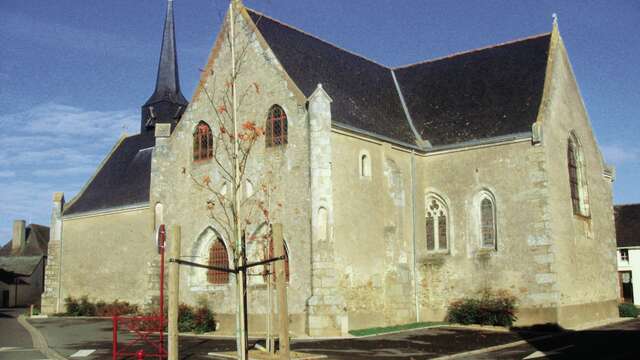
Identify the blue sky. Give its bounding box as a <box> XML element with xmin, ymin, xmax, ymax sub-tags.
<box><xmin>1</xmin><ymin>0</ymin><xmax>638</xmax><ymax>244</ymax></box>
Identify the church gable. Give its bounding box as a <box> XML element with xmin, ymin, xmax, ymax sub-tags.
<box><xmin>246</xmin><ymin>9</ymin><xmax>416</xmax><ymax>146</ymax></box>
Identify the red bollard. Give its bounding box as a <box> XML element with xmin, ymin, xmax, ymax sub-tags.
<box><xmin>136</xmin><ymin>349</ymin><xmax>144</xmax><ymax>359</ymax></box>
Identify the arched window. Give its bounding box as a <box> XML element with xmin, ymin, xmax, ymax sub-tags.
<box><xmin>359</xmin><ymin>151</ymin><xmax>371</xmax><ymax>178</ymax></box>
<box><xmin>207</xmin><ymin>238</ymin><xmax>229</xmax><ymax>284</ymax></box>
<box><xmin>193</xmin><ymin>121</ymin><xmax>213</xmax><ymax>161</ymax></box>
<box><xmin>480</xmin><ymin>196</ymin><xmax>496</xmax><ymax>249</ymax></box>
<box><xmin>426</xmin><ymin>195</ymin><xmax>448</xmax><ymax>252</ymax></box>
<box><xmin>567</xmin><ymin>134</ymin><xmax>589</xmax><ymax>216</ymax></box>
<box><xmin>266</xmin><ymin>105</ymin><xmax>288</xmax><ymax>147</ymax></box>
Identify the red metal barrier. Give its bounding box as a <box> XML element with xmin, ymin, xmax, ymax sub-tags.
<box><xmin>112</xmin><ymin>225</ymin><xmax>167</xmax><ymax>359</ymax></box>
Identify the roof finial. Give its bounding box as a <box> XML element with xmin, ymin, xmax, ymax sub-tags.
<box><xmin>552</xmin><ymin>13</ymin><xmax>558</xmax><ymax>25</ymax></box>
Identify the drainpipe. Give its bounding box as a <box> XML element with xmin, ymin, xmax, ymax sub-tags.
<box><xmin>411</xmin><ymin>151</ymin><xmax>420</xmax><ymax>322</ymax></box>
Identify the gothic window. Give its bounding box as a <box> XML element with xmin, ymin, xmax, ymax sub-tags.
<box><xmin>207</xmin><ymin>239</ymin><xmax>229</xmax><ymax>284</ymax></box>
<box><xmin>567</xmin><ymin>134</ymin><xmax>589</xmax><ymax>217</ymax></box>
<box><xmin>426</xmin><ymin>195</ymin><xmax>448</xmax><ymax>252</ymax></box>
<box><xmin>193</xmin><ymin>121</ymin><xmax>213</xmax><ymax>162</ymax></box>
<box><xmin>266</xmin><ymin>105</ymin><xmax>288</xmax><ymax>147</ymax></box>
<box><xmin>480</xmin><ymin>196</ymin><xmax>496</xmax><ymax>249</ymax></box>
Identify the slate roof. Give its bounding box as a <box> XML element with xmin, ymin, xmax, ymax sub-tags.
<box><xmin>0</xmin><ymin>224</ymin><xmax>49</xmax><ymax>257</ymax></box>
<box><xmin>615</xmin><ymin>204</ymin><xmax>640</xmax><ymax>248</ymax></box>
<box><xmin>63</xmin><ymin>134</ymin><xmax>154</xmax><ymax>216</ymax></box>
<box><xmin>247</xmin><ymin>9</ymin><xmax>551</xmax><ymax>148</ymax></box>
<box><xmin>393</xmin><ymin>34</ymin><xmax>550</xmax><ymax>146</ymax></box>
<box><xmin>0</xmin><ymin>256</ymin><xmax>42</xmax><ymax>277</ymax></box>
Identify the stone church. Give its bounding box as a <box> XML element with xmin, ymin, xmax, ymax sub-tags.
<box><xmin>42</xmin><ymin>1</ymin><xmax>619</xmax><ymax>336</ymax></box>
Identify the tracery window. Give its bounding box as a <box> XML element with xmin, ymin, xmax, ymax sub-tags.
<box><xmin>265</xmin><ymin>105</ymin><xmax>288</xmax><ymax>147</ymax></box>
<box><xmin>426</xmin><ymin>195</ymin><xmax>448</xmax><ymax>252</ymax></box>
<box><xmin>567</xmin><ymin>134</ymin><xmax>589</xmax><ymax>217</ymax></box>
<box><xmin>480</xmin><ymin>196</ymin><xmax>496</xmax><ymax>249</ymax></box>
<box><xmin>207</xmin><ymin>239</ymin><xmax>229</xmax><ymax>284</ymax></box>
<box><xmin>193</xmin><ymin>121</ymin><xmax>213</xmax><ymax>161</ymax></box>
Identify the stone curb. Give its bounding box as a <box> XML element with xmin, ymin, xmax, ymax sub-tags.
<box><xmin>18</xmin><ymin>315</ymin><xmax>67</xmax><ymax>360</ymax></box>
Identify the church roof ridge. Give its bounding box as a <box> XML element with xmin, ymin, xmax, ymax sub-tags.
<box><xmin>245</xmin><ymin>7</ymin><xmax>390</xmax><ymax>70</ymax></box>
<box><xmin>393</xmin><ymin>32</ymin><xmax>552</xmax><ymax>70</ymax></box>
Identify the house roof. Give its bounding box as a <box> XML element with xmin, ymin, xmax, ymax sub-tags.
<box><xmin>247</xmin><ymin>8</ymin><xmax>551</xmax><ymax>147</ymax></box>
<box><xmin>615</xmin><ymin>204</ymin><xmax>640</xmax><ymax>248</ymax></box>
<box><xmin>0</xmin><ymin>256</ymin><xmax>42</xmax><ymax>277</ymax></box>
<box><xmin>0</xmin><ymin>224</ymin><xmax>50</xmax><ymax>257</ymax></box>
<box><xmin>63</xmin><ymin>134</ymin><xmax>154</xmax><ymax>216</ymax></box>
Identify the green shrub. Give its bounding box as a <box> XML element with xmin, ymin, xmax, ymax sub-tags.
<box><xmin>178</xmin><ymin>304</ymin><xmax>195</xmax><ymax>332</ymax></box>
<box><xmin>96</xmin><ymin>300</ymin><xmax>139</xmax><ymax>316</ymax></box>
<box><xmin>65</xmin><ymin>296</ymin><xmax>137</xmax><ymax>317</ymax></box>
<box><xmin>64</xmin><ymin>296</ymin><xmax>81</xmax><ymax>316</ymax></box>
<box><xmin>447</xmin><ymin>289</ymin><xmax>517</xmax><ymax>327</ymax></box>
<box><xmin>138</xmin><ymin>303</ymin><xmax>216</xmax><ymax>334</ymax></box>
<box><xmin>619</xmin><ymin>303</ymin><xmax>639</xmax><ymax>318</ymax></box>
<box><xmin>192</xmin><ymin>305</ymin><xmax>216</xmax><ymax>334</ymax></box>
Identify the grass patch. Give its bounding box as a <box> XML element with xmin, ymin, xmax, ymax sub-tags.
<box><xmin>349</xmin><ymin>321</ymin><xmax>446</xmax><ymax>336</ymax></box>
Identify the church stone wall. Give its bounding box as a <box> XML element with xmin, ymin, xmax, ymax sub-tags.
<box><xmin>536</xmin><ymin>35</ymin><xmax>618</xmax><ymax>328</ymax></box>
<box><xmin>58</xmin><ymin>207</ymin><xmax>155</xmax><ymax>305</ymax></box>
<box><xmin>415</xmin><ymin>140</ymin><xmax>557</xmax><ymax>325</ymax></box>
<box><xmin>151</xmin><ymin>10</ymin><xmax>312</xmax><ymax>335</ymax></box>
<box><xmin>331</xmin><ymin>133</ymin><xmax>416</xmax><ymax>331</ymax></box>
<box><xmin>330</xmin><ymin>130</ymin><xmax>564</xmax><ymax>328</ymax></box>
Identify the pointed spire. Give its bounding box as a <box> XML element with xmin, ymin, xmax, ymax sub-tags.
<box><xmin>141</xmin><ymin>0</ymin><xmax>188</xmax><ymax>136</ymax></box>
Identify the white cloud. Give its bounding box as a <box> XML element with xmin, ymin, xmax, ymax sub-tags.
<box><xmin>601</xmin><ymin>144</ymin><xmax>639</xmax><ymax>165</ymax></box>
<box><xmin>0</xmin><ymin>103</ymin><xmax>138</xmax><ymax>244</ymax></box>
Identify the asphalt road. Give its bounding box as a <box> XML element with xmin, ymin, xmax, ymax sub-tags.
<box><xmin>0</xmin><ymin>307</ymin><xmax>48</xmax><ymax>360</ymax></box>
<box><xmin>456</xmin><ymin>319</ymin><xmax>640</xmax><ymax>360</ymax></box>
<box><xmin>20</xmin><ymin>315</ymin><xmax>640</xmax><ymax>359</ymax></box>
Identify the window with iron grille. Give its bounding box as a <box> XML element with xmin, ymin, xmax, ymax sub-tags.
<box><xmin>265</xmin><ymin>105</ymin><xmax>287</xmax><ymax>147</ymax></box>
<box><xmin>567</xmin><ymin>134</ymin><xmax>589</xmax><ymax>217</ymax></box>
<box><xmin>207</xmin><ymin>239</ymin><xmax>229</xmax><ymax>284</ymax></box>
<box><xmin>426</xmin><ymin>196</ymin><xmax>448</xmax><ymax>252</ymax></box>
<box><xmin>193</xmin><ymin>121</ymin><xmax>213</xmax><ymax>162</ymax></box>
<box><xmin>480</xmin><ymin>197</ymin><xmax>496</xmax><ymax>249</ymax></box>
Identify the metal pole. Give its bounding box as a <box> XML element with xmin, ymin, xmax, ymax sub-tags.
<box><xmin>273</xmin><ymin>224</ymin><xmax>289</xmax><ymax>359</ymax></box>
<box><xmin>168</xmin><ymin>225</ymin><xmax>181</xmax><ymax>360</ymax></box>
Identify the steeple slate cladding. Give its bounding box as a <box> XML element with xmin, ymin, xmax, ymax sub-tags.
<box><xmin>141</xmin><ymin>0</ymin><xmax>188</xmax><ymax>136</ymax></box>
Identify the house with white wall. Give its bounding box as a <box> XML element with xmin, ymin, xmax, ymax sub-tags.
<box><xmin>615</xmin><ymin>204</ymin><xmax>640</xmax><ymax>305</ymax></box>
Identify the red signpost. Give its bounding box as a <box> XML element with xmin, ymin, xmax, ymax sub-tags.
<box><xmin>112</xmin><ymin>225</ymin><xmax>167</xmax><ymax>359</ymax></box>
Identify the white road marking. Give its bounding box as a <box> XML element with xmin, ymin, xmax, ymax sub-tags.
<box><xmin>523</xmin><ymin>345</ymin><xmax>574</xmax><ymax>359</ymax></box>
<box><xmin>70</xmin><ymin>349</ymin><xmax>96</xmax><ymax>357</ymax></box>
<box><xmin>0</xmin><ymin>347</ymin><xmax>18</xmax><ymax>352</ymax></box>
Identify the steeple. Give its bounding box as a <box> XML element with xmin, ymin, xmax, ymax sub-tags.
<box><xmin>141</xmin><ymin>0</ymin><xmax>188</xmax><ymax>136</ymax></box>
